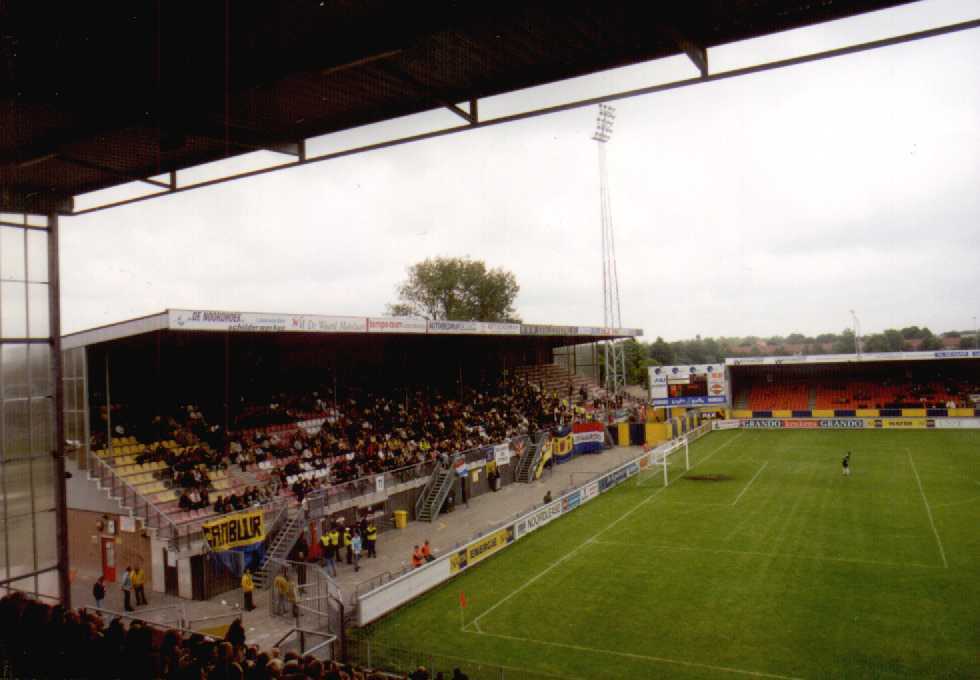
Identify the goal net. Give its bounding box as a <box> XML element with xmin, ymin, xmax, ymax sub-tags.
<box><xmin>637</xmin><ymin>437</ymin><xmax>689</xmax><ymax>487</ymax></box>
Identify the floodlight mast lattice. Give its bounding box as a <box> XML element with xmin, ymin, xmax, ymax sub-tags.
<box><xmin>593</xmin><ymin>104</ymin><xmax>626</xmax><ymax>395</ymax></box>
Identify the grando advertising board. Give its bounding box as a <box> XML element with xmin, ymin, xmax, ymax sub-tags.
<box><xmin>741</xmin><ymin>419</ymin><xmax>865</xmax><ymax>429</ymax></box>
<box><xmin>934</xmin><ymin>417</ymin><xmax>980</xmax><ymax>429</ymax></box>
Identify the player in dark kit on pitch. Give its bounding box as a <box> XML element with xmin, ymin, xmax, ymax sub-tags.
<box><xmin>842</xmin><ymin>451</ymin><xmax>851</xmax><ymax>477</ymax></box>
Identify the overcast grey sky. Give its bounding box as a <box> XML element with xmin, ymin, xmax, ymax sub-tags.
<box><xmin>62</xmin><ymin>0</ymin><xmax>980</xmax><ymax>341</ymax></box>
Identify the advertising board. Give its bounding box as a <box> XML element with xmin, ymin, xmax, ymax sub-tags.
<box><xmin>871</xmin><ymin>418</ymin><xmax>935</xmax><ymax>429</ymax></box>
<box><xmin>581</xmin><ymin>482</ymin><xmax>599</xmax><ymax>504</ymax></box>
<box><xmin>366</xmin><ymin>317</ymin><xmax>427</xmax><ymax>334</ymax></box>
<box><xmin>740</xmin><ymin>419</ymin><xmax>865</xmax><ymax>429</ymax></box>
<box><xmin>513</xmin><ymin>502</ymin><xmax>563</xmax><ymax>540</ymax></box>
<box><xmin>169</xmin><ymin>309</ymin><xmax>366</xmax><ymax>333</ymax></box>
<box><xmin>562</xmin><ymin>490</ymin><xmax>581</xmax><ymax>512</ymax></box>
<box><xmin>449</xmin><ymin>526</ymin><xmax>515</xmax><ymax>574</ymax></box>
<box><xmin>933</xmin><ymin>417</ymin><xmax>980</xmax><ymax>429</ymax></box>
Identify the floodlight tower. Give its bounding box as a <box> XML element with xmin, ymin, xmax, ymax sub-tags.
<box><xmin>593</xmin><ymin>104</ymin><xmax>626</xmax><ymax>394</ymax></box>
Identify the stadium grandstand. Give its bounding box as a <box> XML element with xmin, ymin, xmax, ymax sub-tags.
<box><xmin>3</xmin><ymin>1</ymin><xmax>979</xmax><ymax>678</ymax></box>
<box><xmin>58</xmin><ymin>309</ymin><xmax>639</xmax><ymax>593</ymax></box>
<box><xmin>727</xmin><ymin>351</ymin><xmax>980</xmax><ymax>418</ymax></box>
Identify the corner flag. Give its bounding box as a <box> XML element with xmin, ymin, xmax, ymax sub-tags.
<box><xmin>459</xmin><ymin>591</ymin><xmax>467</xmax><ymax>609</ymax></box>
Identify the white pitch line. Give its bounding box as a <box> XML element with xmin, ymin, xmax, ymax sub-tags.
<box><xmin>931</xmin><ymin>495</ymin><xmax>980</xmax><ymax>510</ymax></box>
<box><xmin>462</xmin><ymin>628</ymin><xmax>804</xmax><ymax>680</ymax></box>
<box><xmin>732</xmin><ymin>461</ymin><xmax>769</xmax><ymax>506</ymax></box>
<box><xmin>592</xmin><ymin>539</ymin><xmax>942</xmax><ymax>570</ymax></box>
<box><xmin>907</xmin><ymin>449</ymin><xmax>948</xmax><ymax>569</ymax></box>
<box><xmin>464</xmin><ymin>431</ymin><xmax>746</xmax><ymax>631</ymax></box>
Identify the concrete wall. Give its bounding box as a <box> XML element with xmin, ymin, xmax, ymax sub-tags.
<box><xmin>67</xmin><ymin>508</ymin><xmax>152</xmax><ymax>587</ymax></box>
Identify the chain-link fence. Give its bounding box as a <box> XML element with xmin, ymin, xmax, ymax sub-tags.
<box><xmin>347</xmin><ymin>638</ymin><xmax>568</xmax><ymax>680</ymax></box>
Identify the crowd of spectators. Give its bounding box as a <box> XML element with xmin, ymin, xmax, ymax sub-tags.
<box><xmin>94</xmin><ymin>371</ymin><xmax>612</xmax><ymax>509</ymax></box>
<box><xmin>0</xmin><ymin>592</ymin><xmax>468</xmax><ymax>680</ymax></box>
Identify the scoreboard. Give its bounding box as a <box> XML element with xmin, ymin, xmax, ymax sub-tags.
<box><xmin>649</xmin><ymin>364</ymin><xmax>729</xmax><ymax>407</ymax></box>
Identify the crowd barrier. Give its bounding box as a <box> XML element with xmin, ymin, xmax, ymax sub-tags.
<box><xmin>355</xmin><ymin>434</ymin><xmax>691</xmax><ymax>626</ymax></box>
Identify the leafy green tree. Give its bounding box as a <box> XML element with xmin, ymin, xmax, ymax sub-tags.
<box><xmin>832</xmin><ymin>328</ymin><xmax>856</xmax><ymax>353</ymax></box>
<box><xmin>387</xmin><ymin>257</ymin><xmax>520</xmax><ymax>321</ymax></box>
<box><xmin>648</xmin><ymin>336</ymin><xmax>675</xmax><ymax>366</ymax></box>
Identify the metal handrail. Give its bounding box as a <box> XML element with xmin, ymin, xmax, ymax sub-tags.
<box><xmin>87</xmin><ymin>449</ymin><xmax>184</xmax><ymax>546</ymax></box>
<box><xmin>83</xmin><ymin>604</ymin><xmax>187</xmax><ymax>630</ymax></box>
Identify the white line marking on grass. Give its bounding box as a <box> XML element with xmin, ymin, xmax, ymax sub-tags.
<box><xmin>907</xmin><ymin>448</ymin><xmax>948</xmax><ymax>569</ymax></box>
<box><xmin>732</xmin><ymin>461</ymin><xmax>768</xmax><ymax>506</ymax></box>
<box><xmin>592</xmin><ymin>539</ymin><xmax>943</xmax><ymax>570</ymax></box>
<box><xmin>464</xmin><ymin>431</ymin><xmax>746</xmax><ymax>632</ymax></box>
<box><xmin>462</xmin><ymin>628</ymin><xmax>803</xmax><ymax>680</ymax></box>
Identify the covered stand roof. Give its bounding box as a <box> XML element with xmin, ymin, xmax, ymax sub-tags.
<box><xmin>62</xmin><ymin>309</ymin><xmax>641</xmax><ymax>350</ymax></box>
<box><xmin>1</xmin><ymin>0</ymin><xmax>921</xmax><ymax>214</ymax></box>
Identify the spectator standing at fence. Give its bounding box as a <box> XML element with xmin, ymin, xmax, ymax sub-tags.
<box><xmin>273</xmin><ymin>570</ymin><xmax>289</xmax><ymax>616</ymax></box>
<box><xmin>366</xmin><ymin>520</ymin><xmax>378</xmax><ymax>558</ymax></box>
<box><xmin>343</xmin><ymin>526</ymin><xmax>353</xmax><ymax>565</ymax></box>
<box><xmin>133</xmin><ymin>564</ymin><xmax>148</xmax><ymax>606</ymax></box>
<box><xmin>242</xmin><ymin>569</ymin><xmax>255</xmax><ymax>611</ymax></box>
<box><xmin>92</xmin><ymin>576</ymin><xmax>106</xmax><ymax>610</ymax></box>
<box><xmin>352</xmin><ymin>530</ymin><xmax>363</xmax><ymax>572</ymax></box>
<box><xmin>121</xmin><ymin>566</ymin><xmax>135</xmax><ymax>612</ymax></box>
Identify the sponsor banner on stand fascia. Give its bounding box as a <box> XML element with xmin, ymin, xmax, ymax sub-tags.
<box><xmin>366</xmin><ymin>317</ymin><xmax>427</xmax><ymax>334</ymax></box>
<box><xmin>170</xmin><ymin>309</ymin><xmax>290</xmax><ymax>332</ymax></box>
<box><xmin>652</xmin><ymin>396</ymin><xmax>728</xmax><ymax>407</ymax></box>
<box><xmin>514</xmin><ymin>501</ymin><xmax>564</xmax><ymax>540</ymax></box>
<box><xmin>493</xmin><ymin>443</ymin><xmax>511</xmax><ymax>467</ymax></box>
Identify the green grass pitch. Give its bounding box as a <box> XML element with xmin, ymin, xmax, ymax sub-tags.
<box><xmin>355</xmin><ymin>430</ymin><xmax>980</xmax><ymax>679</ymax></box>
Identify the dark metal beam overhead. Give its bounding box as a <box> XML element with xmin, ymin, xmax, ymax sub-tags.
<box><xmin>0</xmin><ymin>1</ymin><xmax>949</xmax><ymax>214</ymax></box>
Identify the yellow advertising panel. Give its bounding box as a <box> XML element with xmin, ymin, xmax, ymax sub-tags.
<box><xmin>202</xmin><ymin>510</ymin><xmax>265</xmax><ymax>551</ymax></box>
<box><xmin>449</xmin><ymin>526</ymin><xmax>514</xmax><ymax>574</ymax></box>
<box><xmin>872</xmin><ymin>418</ymin><xmax>932</xmax><ymax>429</ymax></box>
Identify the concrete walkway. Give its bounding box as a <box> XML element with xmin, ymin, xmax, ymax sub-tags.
<box><xmin>69</xmin><ymin>444</ymin><xmax>645</xmax><ymax>649</ymax></box>
<box><xmin>329</xmin><ymin>444</ymin><xmax>644</xmax><ymax>599</ymax></box>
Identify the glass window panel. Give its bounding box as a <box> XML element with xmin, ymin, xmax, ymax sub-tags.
<box><xmin>0</xmin><ymin>459</ymin><xmax>33</xmax><ymax>519</ymax></box>
<box><xmin>34</xmin><ymin>510</ymin><xmax>57</xmax><ymax>572</ymax></box>
<box><xmin>65</xmin><ymin>378</ymin><xmax>76</xmax><ymax>412</ymax></box>
<box><xmin>29</xmin><ymin>344</ymin><xmax>51</xmax><ymax>397</ymax></box>
<box><xmin>3</xmin><ymin>398</ymin><xmax>30</xmax><ymax>459</ymax></box>
<box><xmin>27</xmin><ymin>283</ymin><xmax>49</xmax><ymax>338</ymax></box>
<box><xmin>1</xmin><ymin>281</ymin><xmax>27</xmax><ymax>337</ymax></box>
<box><xmin>31</xmin><ymin>397</ymin><xmax>53</xmax><ymax>456</ymax></box>
<box><xmin>32</xmin><ymin>456</ymin><xmax>55</xmax><ymax>511</ymax></box>
<box><xmin>26</xmin><ymin>230</ymin><xmax>48</xmax><ymax>283</ymax></box>
<box><xmin>6</xmin><ymin>513</ymin><xmax>35</xmax><ymax>577</ymax></box>
<box><xmin>36</xmin><ymin>567</ymin><xmax>61</xmax><ymax>602</ymax></box>
<box><xmin>25</xmin><ymin>215</ymin><xmax>47</xmax><ymax>228</ymax></box>
<box><xmin>0</xmin><ymin>227</ymin><xmax>25</xmax><ymax>282</ymax></box>
<box><xmin>2</xmin><ymin>344</ymin><xmax>28</xmax><ymax>399</ymax></box>
<box><xmin>76</xmin><ymin>381</ymin><xmax>86</xmax><ymax>418</ymax></box>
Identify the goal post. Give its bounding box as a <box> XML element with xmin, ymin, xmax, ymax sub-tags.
<box><xmin>640</xmin><ymin>436</ymin><xmax>690</xmax><ymax>487</ymax></box>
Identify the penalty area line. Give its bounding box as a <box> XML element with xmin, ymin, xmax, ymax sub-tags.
<box><xmin>462</xmin><ymin>628</ymin><xmax>803</xmax><ymax>680</ymax></box>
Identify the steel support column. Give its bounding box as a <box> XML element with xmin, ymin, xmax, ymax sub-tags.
<box><xmin>47</xmin><ymin>212</ymin><xmax>70</xmax><ymax>606</ymax></box>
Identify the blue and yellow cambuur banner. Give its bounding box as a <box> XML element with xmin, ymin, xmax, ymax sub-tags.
<box><xmin>202</xmin><ymin>510</ymin><xmax>265</xmax><ymax>551</ymax></box>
